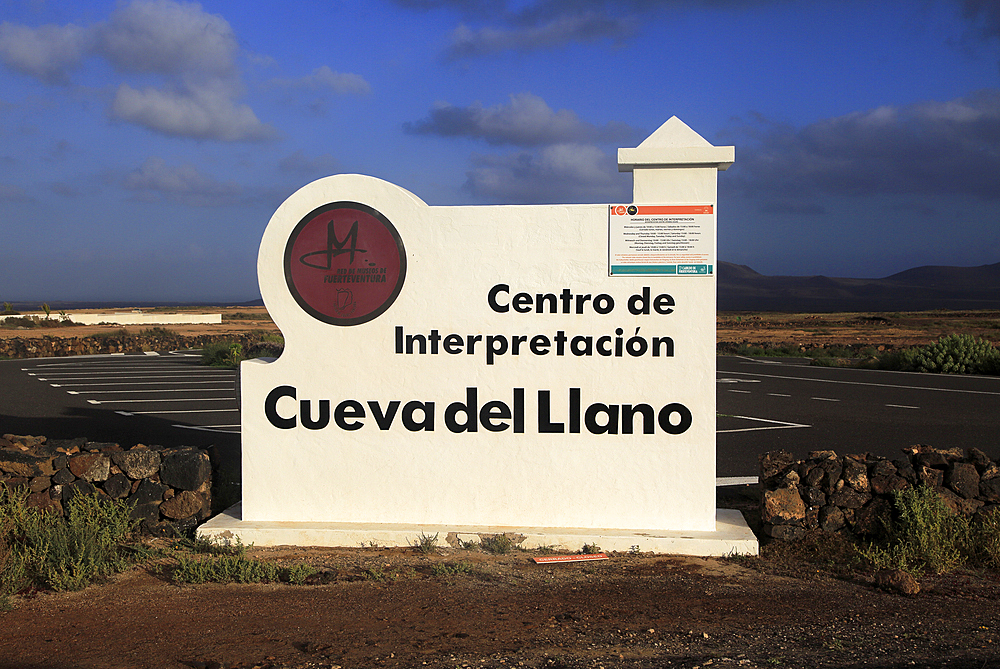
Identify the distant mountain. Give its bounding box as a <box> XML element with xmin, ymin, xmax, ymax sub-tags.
<box><xmin>8</xmin><ymin>263</ymin><xmax>999</xmax><ymax>314</ymax></box>
<box><xmin>719</xmin><ymin>261</ymin><xmax>1000</xmax><ymax>312</ymax></box>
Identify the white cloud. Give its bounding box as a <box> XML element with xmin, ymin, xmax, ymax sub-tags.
<box><xmin>96</xmin><ymin>0</ymin><xmax>238</xmax><ymax>78</ymax></box>
<box><xmin>463</xmin><ymin>143</ymin><xmax>629</xmax><ymax>203</ymax></box>
<box><xmin>122</xmin><ymin>156</ymin><xmax>244</xmax><ymax>206</ymax></box>
<box><xmin>111</xmin><ymin>82</ymin><xmax>277</xmax><ymax>142</ymax></box>
<box><xmin>0</xmin><ymin>1</ymin><xmax>285</xmax><ymax>142</ymax></box>
<box><xmin>406</xmin><ymin>92</ymin><xmax>639</xmax><ymax>146</ymax></box>
<box><xmin>0</xmin><ymin>21</ymin><xmax>91</xmax><ymax>84</ymax></box>
<box><xmin>730</xmin><ymin>89</ymin><xmax>1000</xmax><ymax>208</ymax></box>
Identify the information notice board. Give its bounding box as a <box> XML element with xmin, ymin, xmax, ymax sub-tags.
<box><xmin>609</xmin><ymin>204</ymin><xmax>714</xmax><ymax>276</ymax></box>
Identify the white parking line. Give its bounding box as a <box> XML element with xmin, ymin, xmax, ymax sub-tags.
<box><xmin>36</xmin><ymin>373</ymin><xmax>232</xmax><ymax>382</ymax></box>
<box><xmin>52</xmin><ymin>380</ymin><xmax>232</xmax><ymax>387</ymax></box>
<box><xmin>718</xmin><ymin>415</ymin><xmax>810</xmax><ymax>433</ymax></box>
<box><xmin>128</xmin><ymin>408</ymin><xmax>240</xmax><ymax>415</ymax></box>
<box><xmin>768</xmin><ymin>393</ymin><xmax>791</xmax><ymax>397</ymax></box>
<box><xmin>28</xmin><ymin>363</ymin><xmax>195</xmax><ymax>369</ymax></box>
<box><xmin>717</xmin><ymin>476</ymin><xmax>758</xmax><ymax>486</ymax></box>
<box><xmin>727</xmin><ymin>389</ymin><xmax>751</xmax><ymax>394</ymax></box>
<box><xmin>812</xmin><ymin>397</ymin><xmax>840</xmax><ymax>402</ymax></box>
<box><xmin>87</xmin><ymin>397</ymin><xmax>235</xmax><ymax>405</ymax></box>
<box><xmin>173</xmin><ymin>424</ymin><xmax>241</xmax><ymax>434</ymax></box>
<box><xmin>886</xmin><ymin>404</ymin><xmax>919</xmax><ymax>409</ymax></box>
<box><xmin>33</xmin><ymin>369</ymin><xmax>231</xmax><ymax>376</ymax></box>
<box><xmin>69</xmin><ymin>388</ymin><xmax>232</xmax><ymax>394</ymax></box>
<box><xmin>722</xmin><ymin>369</ymin><xmax>1000</xmax><ymax>396</ymax></box>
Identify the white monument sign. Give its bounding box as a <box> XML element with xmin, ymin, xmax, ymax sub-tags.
<box><xmin>200</xmin><ymin>117</ymin><xmax>757</xmax><ymax>555</ymax></box>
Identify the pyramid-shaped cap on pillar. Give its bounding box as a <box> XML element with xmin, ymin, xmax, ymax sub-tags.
<box><xmin>618</xmin><ymin>117</ymin><xmax>734</xmax><ymax>172</ymax></box>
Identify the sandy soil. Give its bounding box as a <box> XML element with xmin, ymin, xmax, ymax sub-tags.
<box><xmin>2</xmin><ymin>540</ymin><xmax>999</xmax><ymax>669</ymax></box>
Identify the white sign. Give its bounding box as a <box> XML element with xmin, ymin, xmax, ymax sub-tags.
<box><xmin>609</xmin><ymin>205</ymin><xmax>715</xmax><ymax>276</ymax></box>
<box><xmin>223</xmin><ymin>117</ymin><xmax>754</xmax><ymax>554</ymax></box>
<box><xmin>240</xmin><ymin>175</ymin><xmax>718</xmax><ymax>532</ymax></box>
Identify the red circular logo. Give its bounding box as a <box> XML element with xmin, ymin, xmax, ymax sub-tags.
<box><xmin>284</xmin><ymin>202</ymin><xmax>406</xmax><ymax>326</ymax></box>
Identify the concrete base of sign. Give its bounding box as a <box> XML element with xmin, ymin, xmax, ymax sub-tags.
<box><xmin>197</xmin><ymin>503</ymin><xmax>758</xmax><ymax>557</ymax></box>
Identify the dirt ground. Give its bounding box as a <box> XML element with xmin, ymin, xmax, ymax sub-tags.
<box><xmin>2</xmin><ymin>537</ymin><xmax>999</xmax><ymax>669</ymax></box>
<box><xmin>3</xmin><ymin>309</ymin><xmax>999</xmax><ymax>668</ymax></box>
<box><xmin>5</xmin><ymin>307</ymin><xmax>999</xmax><ymax>349</ymax></box>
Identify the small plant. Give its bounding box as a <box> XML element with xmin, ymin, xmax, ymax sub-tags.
<box><xmin>457</xmin><ymin>538</ymin><xmax>481</xmax><ymax>551</ymax></box>
<box><xmin>138</xmin><ymin>326</ymin><xmax>177</xmax><ymax>338</ymax></box>
<box><xmin>0</xmin><ymin>316</ymin><xmax>37</xmax><ymax>329</ymax></box>
<box><xmin>580</xmin><ymin>542</ymin><xmax>602</xmax><ymax>555</ymax></box>
<box><xmin>169</xmin><ymin>534</ymin><xmax>244</xmax><ymax>557</ymax></box>
<box><xmin>480</xmin><ymin>533</ymin><xmax>516</xmax><ymax>555</ymax></box>
<box><xmin>201</xmin><ymin>341</ymin><xmax>243</xmax><ymax>368</ymax></box>
<box><xmin>285</xmin><ymin>562</ymin><xmax>318</xmax><ymax>585</ymax></box>
<box><xmin>1</xmin><ymin>302</ymin><xmax>15</xmax><ymax>314</ymax></box>
<box><xmin>431</xmin><ymin>560</ymin><xmax>473</xmax><ymax>577</ymax></box>
<box><xmin>1</xmin><ymin>486</ymin><xmax>142</xmax><ymax>596</ymax></box>
<box><xmin>171</xmin><ymin>552</ymin><xmax>280</xmax><ymax>584</ymax></box>
<box><xmin>861</xmin><ymin>485</ymin><xmax>968</xmax><ymax>576</ymax></box>
<box><xmin>410</xmin><ymin>532</ymin><xmax>439</xmax><ymax>554</ymax></box>
<box><xmin>362</xmin><ymin>565</ymin><xmax>386</xmax><ymax>581</ymax></box>
<box><xmin>970</xmin><ymin>508</ymin><xmax>1000</xmax><ymax>569</ymax></box>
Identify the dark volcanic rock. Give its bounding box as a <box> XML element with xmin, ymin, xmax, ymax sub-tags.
<box><xmin>103</xmin><ymin>473</ymin><xmax>131</xmax><ymax>499</ymax></box>
<box><xmin>112</xmin><ymin>447</ymin><xmax>161</xmax><ymax>480</ymax></box>
<box><xmin>159</xmin><ymin>448</ymin><xmax>211</xmax><ymax>491</ymax></box>
<box><xmin>947</xmin><ymin>462</ymin><xmax>981</xmax><ymax>499</ymax></box>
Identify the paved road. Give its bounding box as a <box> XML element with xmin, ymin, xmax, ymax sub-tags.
<box><xmin>3</xmin><ymin>353</ymin><xmax>998</xmax><ymax>480</ymax></box>
<box><xmin>717</xmin><ymin>355</ymin><xmax>1000</xmax><ymax>476</ymax></box>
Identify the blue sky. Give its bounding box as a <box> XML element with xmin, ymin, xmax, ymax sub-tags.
<box><xmin>1</xmin><ymin>0</ymin><xmax>998</xmax><ymax>302</ymax></box>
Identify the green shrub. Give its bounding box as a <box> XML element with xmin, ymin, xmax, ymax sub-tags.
<box><xmin>881</xmin><ymin>334</ymin><xmax>1000</xmax><ymax>374</ymax></box>
<box><xmin>202</xmin><ymin>337</ymin><xmax>284</xmax><ymax>367</ymax></box>
<box><xmin>410</xmin><ymin>532</ymin><xmax>438</xmax><ymax>554</ymax></box>
<box><xmin>171</xmin><ymin>552</ymin><xmax>280</xmax><ymax>584</ymax></box>
<box><xmin>201</xmin><ymin>341</ymin><xmax>243</xmax><ymax>368</ymax></box>
<box><xmin>970</xmin><ymin>508</ymin><xmax>1000</xmax><ymax>569</ymax></box>
<box><xmin>137</xmin><ymin>327</ymin><xmax>177</xmax><ymax>338</ymax></box>
<box><xmin>1</xmin><ymin>486</ymin><xmax>141</xmax><ymax>595</ymax></box>
<box><xmin>243</xmin><ymin>341</ymin><xmax>283</xmax><ymax>359</ymax></box>
<box><xmin>480</xmin><ymin>533</ymin><xmax>516</xmax><ymax>554</ymax></box>
<box><xmin>861</xmin><ymin>485</ymin><xmax>968</xmax><ymax>576</ymax></box>
<box><xmin>0</xmin><ymin>316</ymin><xmax>38</xmax><ymax>329</ymax></box>
<box><xmin>285</xmin><ymin>562</ymin><xmax>318</xmax><ymax>584</ymax></box>
<box><xmin>431</xmin><ymin>560</ymin><xmax>472</xmax><ymax>577</ymax></box>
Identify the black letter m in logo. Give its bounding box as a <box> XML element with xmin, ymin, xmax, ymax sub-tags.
<box><xmin>300</xmin><ymin>220</ymin><xmax>368</xmax><ymax>270</ymax></box>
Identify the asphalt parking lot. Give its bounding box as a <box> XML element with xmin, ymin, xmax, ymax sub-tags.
<box><xmin>3</xmin><ymin>352</ymin><xmax>999</xmax><ymax>480</ymax></box>
<box><xmin>1</xmin><ymin>351</ymin><xmax>240</xmax><ymax>471</ymax></box>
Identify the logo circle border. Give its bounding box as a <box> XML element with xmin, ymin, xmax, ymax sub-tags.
<box><xmin>283</xmin><ymin>201</ymin><xmax>407</xmax><ymax>326</ymax></box>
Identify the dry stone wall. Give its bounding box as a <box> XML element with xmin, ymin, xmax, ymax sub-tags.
<box><xmin>760</xmin><ymin>445</ymin><xmax>1000</xmax><ymax>541</ymax></box>
<box><xmin>0</xmin><ymin>333</ymin><xmax>268</xmax><ymax>359</ymax></box>
<box><xmin>0</xmin><ymin>434</ymin><xmax>212</xmax><ymax>535</ymax></box>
